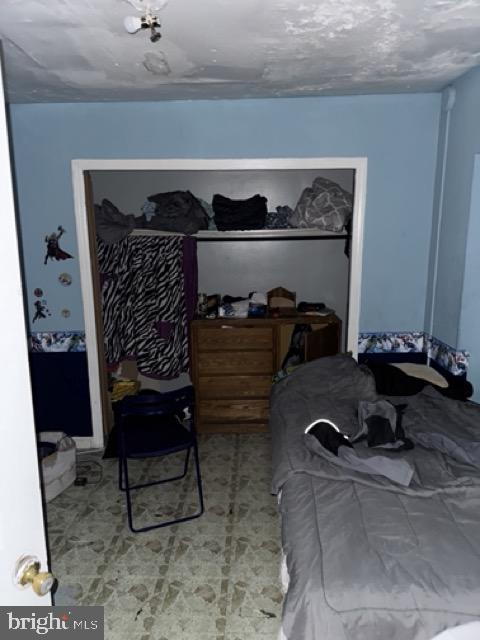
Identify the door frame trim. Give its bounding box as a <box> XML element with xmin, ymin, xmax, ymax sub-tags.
<box><xmin>72</xmin><ymin>157</ymin><xmax>367</xmax><ymax>449</ymax></box>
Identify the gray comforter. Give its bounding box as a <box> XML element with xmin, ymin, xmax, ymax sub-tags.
<box><xmin>271</xmin><ymin>356</ymin><xmax>480</xmax><ymax>640</ymax></box>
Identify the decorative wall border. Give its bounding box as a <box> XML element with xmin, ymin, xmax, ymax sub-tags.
<box><xmin>426</xmin><ymin>335</ymin><xmax>469</xmax><ymax>376</ymax></box>
<box><xmin>28</xmin><ymin>329</ymin><xmax>470</xmax><ymax>376</ymax></box>
<box><xmin>29</xmin><ymin>331</ymin><xmax>86</xmax><ymax>353</ymax></box>
<box><xmin>358</xmin><ymin>331</ymin><xmax>425</xmax><ymax>354</ymax></box>
<box><xmin>358</xmin><ymin>331</ymin><xmax>469</xmax><ymax>375</ymax></box>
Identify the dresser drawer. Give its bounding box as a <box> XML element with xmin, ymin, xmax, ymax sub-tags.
<box><xmin>197</xmin><ymin>326</ymin><xmax>273</xmax><ymax>351</ymax></box>
<box><xmin>198</xmin><ymin>399</ymin><xmax>269</xmax><ymax>423</ymax></box>
<box><xmin>198</xmin><ymin>375</ymin><xmax>272</xmax><ymax>399</ymax></box>
<box><xmin>198</xmin><ymin>422</ymin><xmax>269</xmax><ymax>434</ymax></box>
<box><xmin>197</xmin><ymin>350</ymin><xmax>273</xmax><ymax>375</ymax></box>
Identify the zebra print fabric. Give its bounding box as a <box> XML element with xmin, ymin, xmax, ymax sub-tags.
<box><xmin>97</xmin><ymin>235</ymin><xmax>190</xmax><ymax>378</ymax></box>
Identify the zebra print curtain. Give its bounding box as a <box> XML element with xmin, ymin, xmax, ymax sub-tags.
<box><xmin>97</xmin><ymin>234</ymin><xmax>197</xmax><ymax>378</ymax></box>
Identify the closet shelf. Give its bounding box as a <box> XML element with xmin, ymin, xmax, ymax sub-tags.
<box><xmin>132</xmin><ymin>228</ymin><xmax>349</xmax><ymax>241</ymax></box>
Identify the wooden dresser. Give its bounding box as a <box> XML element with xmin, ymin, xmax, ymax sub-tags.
<box><xmin>190</xmin><ymin>315</ymin><xmax>341</xmax><ymax>433</ymax></box>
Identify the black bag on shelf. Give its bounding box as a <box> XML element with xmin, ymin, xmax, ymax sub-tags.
<box><xmin>212</xmin><ymin>193</ymin><xmax>267</xmax><ymax>231</ymax></box>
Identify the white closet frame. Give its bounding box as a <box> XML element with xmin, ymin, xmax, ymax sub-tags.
<box><xmin>71</xmin><ymin>157</ymin><xmax>367</xmax><ymax>449</ymax></box>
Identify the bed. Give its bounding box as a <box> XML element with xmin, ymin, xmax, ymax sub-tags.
<box><xmin>270</xmin><ymin>355</ymin><xmax>480</xmax><ymax>640</ymax></box>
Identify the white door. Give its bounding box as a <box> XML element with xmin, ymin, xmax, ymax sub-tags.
<box><xmin>0</xmin><ymin>53</ymin><xmax>52</xmax><ymax>604</ymax></box>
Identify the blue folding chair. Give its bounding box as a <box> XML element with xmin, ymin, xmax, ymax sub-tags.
<box><xmin>116</xmin><ymin>386</ymin><xmax>204</xmax><ymax>533</ymax></box>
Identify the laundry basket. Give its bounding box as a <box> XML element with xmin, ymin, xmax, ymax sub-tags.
<box><xmin>38</xmin><ymin>432</ymin><xmax>76</xmax><ymax>502</ymax></box>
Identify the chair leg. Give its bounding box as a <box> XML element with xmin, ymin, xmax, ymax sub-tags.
<box><xmin>122</xmin><ymin>455</ymin><xmax>136</xmax><ymax>533</ymax></box>
<box><xmin>182</xmin><ymin>448</ymin><xmax>191</xmax><ymax>476</ymax></box>
<box><xmin>122</xmin><ymin>444</ymin><xmax>204</xmax><ymax>533</ymax></box>
<box><xmin>118</xmin><ymin>454</ymin><xmax>124</xmax><ymax>491</ymax></box>
<box><xmin>193</xmin><ymin>441</ymin><xmax>205</xmax><ymax>516</ymax></box>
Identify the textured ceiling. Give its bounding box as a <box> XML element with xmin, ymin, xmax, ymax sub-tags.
<box><xmin>1</xmin><ymin>0</ymin><xmax>480</xmax><ymax>103</ymax></box>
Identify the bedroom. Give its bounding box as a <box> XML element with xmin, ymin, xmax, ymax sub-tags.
<box><xmin>0</xmin><ymin>1</ymin><xmax>480</xmax><ymax>639</ymax></box>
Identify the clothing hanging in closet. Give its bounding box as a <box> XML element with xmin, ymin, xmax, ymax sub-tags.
<box><xmin>97</xmin><ymin>234</ymin><xmax>197</xmax><ymax>378</ymax></box>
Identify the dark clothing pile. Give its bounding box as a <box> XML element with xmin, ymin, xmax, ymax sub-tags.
<box><xmin>354</xmin><ymin>400</ymin><xmax>413</xmax><ymax>451</ymax></box>
<box><xmin>362</xmin><ymin>360</ymin><xmax>473</xmax><ymax>401</ymax></box>
<box><xmin>95</xmin><ymin>199</ymin><xmax>146</xmax><ymax>245</ymax></box>
<box><xmin>95</xmin><ymin>174</ymin><xmax>354</xmax><ymax>239</ymax></box>
<box><xmin>288</xmin><ymin>176</ymin><xmax>353</xmax><ymax>232</ymax></box>
<box><xmin>306</xmin><ymin>400</ymin><xmax>412</xmax><ymax>456</ymax></box>
<box><xmin>265</xmin><ymin>206</ymin><xmax>292</xmax><ymax>229</ymax></box>
<box><xmin>95</xmin><ymin>192</ymin><xmax>208</xmax><ymax>244</ymax></box>
<box><xmin>304</xmin><ymin>400</ymin><xmax>415</xmax><ymax>487</ymax></box>
<box><xmin>146</xmin><ymin>190</ymin><xmax>208</xmax><ymax>235</ymax></box>
<box><xmin>212</xmin><ymin>193</ymin><xmax>267</xmax><ymax>231</ymax></box>
<box><xmin>306</xmin><ymin>420</ymin><xmax>353</xmax><ymax>456</ymax></box>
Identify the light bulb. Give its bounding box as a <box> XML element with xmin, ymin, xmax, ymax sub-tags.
<box><xmin>124</xmin><ymin>15</ymin><xmax>142</xmax><ymax>34</ymax></box>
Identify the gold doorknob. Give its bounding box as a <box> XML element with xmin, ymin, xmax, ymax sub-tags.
<box><xmin>15</xmin><ymin>555</ymin><xmax>56</xmax><ymax>597</ymax></box>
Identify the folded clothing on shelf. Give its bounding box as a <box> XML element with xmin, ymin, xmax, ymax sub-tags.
<box><xmin>265</xmin><ymin>206</ymin><xmax>293</xmax><ymax>229</ymax></box>
<box><xmin>147</xmin><ymin>190</ymin><xmax>209</xmax><ymax>235</ymax></box>
<box><xmin>219</xmin><ymin>299</ymin><xmax>250</xmax><ymax>318</ymax></box>
<box><xmin>288</xmin><ymin>176</ymin><xmax>353</xmax><ymax>231</ymax></box>
<box><xmin>212</xmin><ymin>193</ymin><xmax>267</xmax><ymax>231</ymax></box>
<box><xmin>218</xmin><ymin>291</ymin><xmax>268</xmax><ymax>319</ymax></box>
<box><xmin>297</xmin><ymin>301</ymin><xmax>335</xmax><ymax>316</ymax></box>
<box><xmin>248</xmin><ymin>302</ymin><xmax>267</xmax><ymax>318</ymax></box>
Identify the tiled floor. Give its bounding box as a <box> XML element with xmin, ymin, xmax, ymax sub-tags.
<box><xmin>46</xmin><ymin>433</ymin><xmax>283</xmax><ymax>640</ymax></box>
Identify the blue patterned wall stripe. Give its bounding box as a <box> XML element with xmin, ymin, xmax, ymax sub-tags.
<box><xmin>358</xmin><ymin>331</ymin><xmax>469</xmax><ymax>375</ymax></box>
<box><xmin>426</xmin><ymin>335</ymin><xmax>469</xmax><ymax>376</ymax></box>
<box><xmin>358</xmin><ymin>332</ymin><xmax>425</xmax><ymax>355</ymax></box>
<box><xmin>28</xmin><ymin>329</ymin><xmax>469</xmax><ymax>375</ymax></box>
<box><xmin>29</xmin><ymin>331</ymin><xmax>86</xmax><ymax>353</ymax></box>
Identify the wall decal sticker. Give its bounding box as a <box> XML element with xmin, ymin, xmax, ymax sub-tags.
<box><xmin>44</xmin><ymin>226</ymin><xmax>73</xmax><ymax>265</ymax></box>
<box><xmin>32</xmin><ymin>299</ymin><xmax>51</xmax><ymax>323</ymax></box>
<box><xmin>61</xmin><ymin>308</ymin><xmax>71</xmax><ymax>318</ymax></box>
<box><xmin>58</xmin><ymin>272</ymin><xmax>72</xmax><ymax>286</ymax></box>
<box><xmin>33</xmin><ymin>288</ymin><xmax>43</xmax><ymax>298</ymax></box>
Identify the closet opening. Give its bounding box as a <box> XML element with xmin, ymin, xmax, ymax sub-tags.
<box><xmin>72</xmin><ymin>158</ymin><xmax>367</xmax><ymax>448</ymax></box>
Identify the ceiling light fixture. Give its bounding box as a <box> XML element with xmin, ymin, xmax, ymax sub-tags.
<box><xmin>124</xmin><ymin>0</ymin><xmax>168</xmax><ymax>43</ymax></box>
<box><xmin>124</xmin><ymin>11</ymin><xmax>161</xmax><ymax>42</ymax></box>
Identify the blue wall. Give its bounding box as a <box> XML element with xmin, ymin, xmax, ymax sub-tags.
<box><xmin>459</xmin><ymin>155</ymin><xmax>480</xmax><ymax>400</ymax></box>
<box><xmin>429</xmin><ymin>66</ymin><xmax>480</xmax><ymax>346</ymax></box>
<box><xmin>423</xmin><ymin>65</ymin><xmax>480</xmax><ymax>394</ymax></box>
<box><xmin>424</xmin><ymin>89</ymin><xmax>450</xmax><ymax>336</ymax></box>
<box><xmin>9</xmin><ymin>94</ymin><xmax>440</xmax><ymax>333</ymax></box>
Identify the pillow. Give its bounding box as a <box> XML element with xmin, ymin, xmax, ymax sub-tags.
<box><xmin>391</xmin><ymin>363</ymin><xmax>448</xmax><ymax>388</ymax></box>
